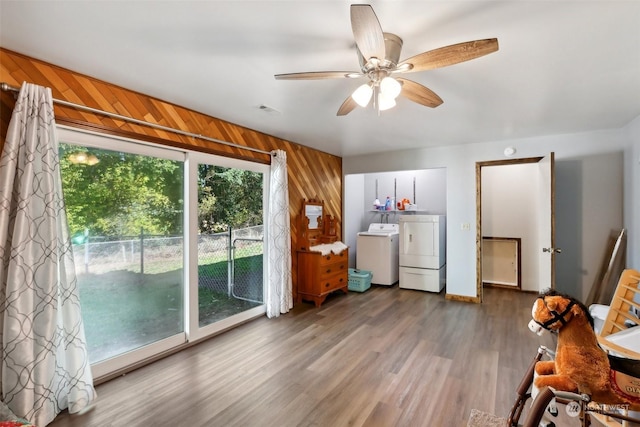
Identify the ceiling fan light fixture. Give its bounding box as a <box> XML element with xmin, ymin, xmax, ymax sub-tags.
<box><xmin>380</xmin><ymin>76</ymin><xmax>401</xmax><ymax>99</ymax></box>
<box><xmin>352</xmin><ymin>83</ymin><xmax>373</xmax><ymax>107</ymax></box>
<box><xmin>378</xmin><ymin>91</ymin><xmax>396</xmax><ymax>111</ymax></box>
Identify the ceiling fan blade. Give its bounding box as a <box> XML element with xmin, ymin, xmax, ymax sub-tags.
<box><xmin>275</xmin><ymin>71</ymin><xmax>362</xmax><ymax>80</ymax></box>
<box><xmin>350</xmin><ymin>4</ymin><xmax>386</xmax><ymax>62</ymax></box>
<box><xmin>398</xmin><ymin>38</ymin><xmax>499</xmax><ymax>72</ymax></box>
<box><xmin>337</xmin><ymin>95</ymin><xmax>358</xmax><ymax>116</ymax></box>
<box><xmin>397</xmin><ymin>78</ymin><xmax>443</xmax><ymax>108</ymax></box>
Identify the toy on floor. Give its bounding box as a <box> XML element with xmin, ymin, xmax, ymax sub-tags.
<box><xmin>528</xmin><ymin>289</ymin><xmax>640</xmax><ymax>410</ymax></box>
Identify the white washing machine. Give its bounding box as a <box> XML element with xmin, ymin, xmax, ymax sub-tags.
<box><xmin>356</xmin><ymin>223</ymin><xmax>400</xmax><ymax>286</ymax></box>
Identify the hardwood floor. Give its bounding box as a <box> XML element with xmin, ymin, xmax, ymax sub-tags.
<box><xmin>49</xmin><ymin>286</ymin><xmax>560</xmax><ymax>427</ymax></box>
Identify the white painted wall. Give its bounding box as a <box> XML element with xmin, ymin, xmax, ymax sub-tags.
<box><xmin>343</xmin><ymin>125</ymin><xmax>636</xmax><ymax>299</ymax></box>
<box><xmin>344</xmin><ymin>173</ymin><xmax>365</xmax><ymax>268</ymax></box>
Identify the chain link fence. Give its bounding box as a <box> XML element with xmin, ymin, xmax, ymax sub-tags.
<box><xmin>72</xmin><ymin>225</ymin><xmax>264</xmax><ymax>302</ymax></box>
<box><xmin>231</xmin><ymin>237</ymin><xmax>264</xmax><ymax>303</ymax></box>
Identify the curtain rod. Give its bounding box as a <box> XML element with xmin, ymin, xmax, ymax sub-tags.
<box><xmin>1</xmin><ymin>82</ymin><xmax>273</xmax><ymax>156</ymax></box>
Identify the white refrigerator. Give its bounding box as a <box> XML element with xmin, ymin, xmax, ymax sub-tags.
<box><xmin>399</xmin><ymin>215</ymin><xmax>446</xmax><ymax>292</ymax></box>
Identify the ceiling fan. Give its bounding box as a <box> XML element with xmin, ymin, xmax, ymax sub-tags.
<box><xmin>275</xmin><ymin>4</ymin><xmax>499</xmax><ymax>116</ymax></box>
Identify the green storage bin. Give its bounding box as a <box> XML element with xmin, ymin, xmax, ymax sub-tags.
<box><xmin>348</xmin><ymin>268</ymin><xmax>372</xmax><ymax>292</ymax></box>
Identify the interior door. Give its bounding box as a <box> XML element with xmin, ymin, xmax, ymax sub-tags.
<box><xmin>537</xmin><ymin>153</ymin><xmax>557</xmax><ymax>290</ymax></box>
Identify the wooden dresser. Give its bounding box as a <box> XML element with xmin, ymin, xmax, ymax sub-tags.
<box><xmin>296</xmin><ymin>198</ymin><xmax>348</xmax><ymax>307</ymax></box>
<box><xmin>297</xmin><ymin>247</ymin><xmax>349</xmax><ymax>307</ymax></box>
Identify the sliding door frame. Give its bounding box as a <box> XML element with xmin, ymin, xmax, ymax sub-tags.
<box><xmin>57</xmin><ymin>126</ymin><xmax>268</xmax><ymax>379</ymax></box>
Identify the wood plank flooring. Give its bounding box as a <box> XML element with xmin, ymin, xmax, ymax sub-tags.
<box><xmin>48</xmin><ymin>286</ymin><xmax>563</xmax><ymax>427</ymax></box>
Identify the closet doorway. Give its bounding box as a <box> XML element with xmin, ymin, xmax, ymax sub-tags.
<box><xmin>475</xmin><ymin>154</ymin><xmax>557</xmax><ymax>302</ymax></box>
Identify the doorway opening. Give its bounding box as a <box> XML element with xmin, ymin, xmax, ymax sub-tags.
<box><xmin>475</xmin><ymin>155</ymin><xmax>556</xmax><ymax>302</ymax></box>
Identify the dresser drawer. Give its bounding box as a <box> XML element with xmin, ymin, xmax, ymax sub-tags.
<box><xmin>320</xmin><ymin>260</ymin><xmax>348</xmax><ymax>276</ymax></box>
<box><xmin>315</xmin><ymin>272</ymin><xmax>348</xmax><ymax>295</ymax></box>
<box><xmin>319</xmin><ymin>251</ymin><xmax>348</xmax><ymax>267</ymax></box>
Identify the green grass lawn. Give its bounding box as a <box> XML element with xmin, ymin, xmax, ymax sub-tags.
<box><xmin>79</xmin><ymin>255</ymin><xmax>263</xmax><ymax>363</ymax></box>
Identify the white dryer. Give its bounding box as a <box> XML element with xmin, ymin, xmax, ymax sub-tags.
<box><xmin>356</xmin><ymin>223</ymin><xmax>400</xmax><ymax>286</ymax></box>
<box><xmin>399</xmin><ymin>215</ymin><xmax>446</xmax><ymax>292</ymax></box>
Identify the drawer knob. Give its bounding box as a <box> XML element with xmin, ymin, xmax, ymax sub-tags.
<box><xmin>325</xmin><ymin>282</ymin><xmax>330</xmax><ymax>288</ymax></box>
<box><xmin>326</xmin><ymin>269</ymin><xmax>331</xmax><ymax>273</ymax></box>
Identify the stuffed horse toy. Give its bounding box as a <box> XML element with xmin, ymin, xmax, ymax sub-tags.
<box><xmin>528</xmin><ymin>289</ymin><xmax>640</xmax><ymax>410</ymax></box>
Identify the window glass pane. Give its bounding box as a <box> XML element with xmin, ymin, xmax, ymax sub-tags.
<box><xmin>59</xmin><ymin>143</ymin><xmax>184</xmax><ymax>363</ymax></box>
<box><xmin>58</xmin><ymin>129</ymin><xmax>268</xmax><ymax>372</ymax></box>
<box><xmin>197</xmin><ymin>164</ymin><xmax>263</xmax><ymax>327</ymax></box>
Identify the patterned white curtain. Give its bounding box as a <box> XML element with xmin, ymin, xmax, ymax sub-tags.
<box><xmin>0</xmin><ymin>83</ymin><xmax>96</xmax><ymax>425</ymax></box>
<box><xmin>266</xmin><ymin>149</ymin><xmax>292</xmax><ymax>318</ymax></box>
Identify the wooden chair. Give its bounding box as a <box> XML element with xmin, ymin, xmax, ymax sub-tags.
<box><xmin>597</xmin><ymin>268</ymin><xmax>640</xmax><ymax>358</ymax></box>
<box><xmin>594</xmin><ymin>268</ymin><xmax>640</xmax><ymax>427</ymax></box>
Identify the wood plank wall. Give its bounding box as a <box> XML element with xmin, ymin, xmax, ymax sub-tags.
<box><xmin>0</xmin><ymin>48</ymin><xmax>344</xmax><ymax>301</ymax></box>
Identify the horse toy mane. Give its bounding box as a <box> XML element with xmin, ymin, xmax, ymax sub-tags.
<box><xmin>529</xmin><ymin>289</ymin><xmax>640</xmax><ymax>410</ymax></box>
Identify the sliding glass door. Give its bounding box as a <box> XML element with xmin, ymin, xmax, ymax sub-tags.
<box><xmin>187</xmin><ymin>152</ymin><xmax>267</xmax><ymax>340</ymax></box>
<box><xmin>58</xmin><ymin>127</ymin><xmax>267</xmax><ymax>377</ymax></box>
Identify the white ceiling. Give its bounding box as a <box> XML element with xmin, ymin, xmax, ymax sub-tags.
<box><xmin>1</xmin><ymin>1</ymin><xmax>639</xmax><ymax>157</ymax></box>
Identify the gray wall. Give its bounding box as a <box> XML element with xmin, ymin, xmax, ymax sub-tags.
<box><xmin>362</xmin><ymin>169</ymin><xmax>447</xmax><ymax>216</ymax></box>
<box><xmin>554</xmin><ymin>152</ymin><xmax>623</xmax><ymax>301</ymax></box>
<box><xmin>624</xmin><ymin>115</ymin><xmax>640</xmax><ymax>268</ymax></box>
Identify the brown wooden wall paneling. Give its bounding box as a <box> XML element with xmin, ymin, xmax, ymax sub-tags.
<box><xmin>0</xmin><ymin>48</ymin><xmax>344</xmax><ymax>303</ymax></box>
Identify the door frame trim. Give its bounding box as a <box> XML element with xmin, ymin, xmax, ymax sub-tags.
<box><xmin>475</xmin><ymin>156</ymin><xmax>543</xmax><ymax>303</ymax></box>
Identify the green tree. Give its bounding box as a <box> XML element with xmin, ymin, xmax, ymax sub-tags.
<box><xmin>59</xmin><ymin>144</ymin><xmax>183</xmax><ymax>237</ymax></box>
<box><xmin>197</xmin><ymin>165</ymin><xmax>263</xmax><ymax>234</ymax></box>
<box><xmin>60</xmin><ymin>143</ymin><xmax>263</xmax><ymax>239</ymax></box>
